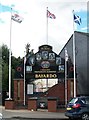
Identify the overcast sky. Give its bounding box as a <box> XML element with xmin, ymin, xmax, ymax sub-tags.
<box><xmin>0</xmin><ymin>0</ymin><xmax>88</xmax><ymax>58</ymax></box>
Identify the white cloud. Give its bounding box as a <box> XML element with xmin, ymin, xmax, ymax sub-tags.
<box><xmin>0</xmin><ymin>0</ymin><xmax>88</xmax><ymax>58</ymax></box>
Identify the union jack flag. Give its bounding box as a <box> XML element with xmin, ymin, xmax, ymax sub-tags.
<box><xmin>47</xmin><ymin>10</ymin><xmax>56</xmax><ymax>19</ymax></box>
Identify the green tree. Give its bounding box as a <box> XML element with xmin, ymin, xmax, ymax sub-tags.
<box><xmin>2</xmin><ymin>44</ymin><xmax>9</xmax><ymax>64</ymax></box>
<box><xmin>1</xmin><ymin>43</ymin><xmax>35</xmax><ymax>104</ymax></box>
<box><xmin>2</xmin><ymin>44</ymin><xmax>9</xmax><ymax>92</ymax></box>
<box><xmin>1</xmin><ymin>44</ymin><xmax>22</xmax><ymax>98</ymax></box>
<box><xmin>2</xmin><ymin>61</ymin><xmax>9</xmax><ymax>91</ymax></box>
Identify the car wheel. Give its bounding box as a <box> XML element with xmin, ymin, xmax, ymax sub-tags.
<box><xmin>81</xmin><ymin>113</ymin><xmax>89</xmax><ymax>120</ymax></box>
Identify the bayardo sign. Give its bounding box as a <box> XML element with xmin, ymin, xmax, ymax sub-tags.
<box><xmin>26</xmin><ymin>45</ymin><xmax>65</xmax><ymax>79</ymax></box>
<box><xmin>35</xmin><ymin>73</ymin><xmax>57</xmax><ymax>79</ymax></box>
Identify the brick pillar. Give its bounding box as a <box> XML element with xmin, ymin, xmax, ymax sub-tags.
<box><xmin>28</xmin><ymin>97</ymin><xmax>37</xmax><ymax>111</ymax></box>
<box><xmin>5</xmin><ymin>99</ymin><xmax>14</xmax><ymax>109</ymax></box>
<box><xmin>14</xmin><ymin>80</ymin><xmax>18</xmax><ymax>100</ymax></box>
<box><xmin>67</xmin><ymin>79</ymin><xmax>74</xmax><ymax>102</ymax></box>
<box><xmin>20</xmin><ymin>79</ymin><xmax>24</xmax><ymax>102</ymax></box>
<box><xmin>13</xmin><ymin>79</ymin><xmax>24</xmax><ymax>105</ymax></box>
<box><xmin>48</xmin><ymin>97</ymin><xmax>57</xmax><ymax>112</ymax></box>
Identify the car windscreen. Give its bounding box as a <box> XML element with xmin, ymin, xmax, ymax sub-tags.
<box><xmin>69</xmin><ymin>98</ymin><xmax>78</xmax><ymax>104</ymax></box>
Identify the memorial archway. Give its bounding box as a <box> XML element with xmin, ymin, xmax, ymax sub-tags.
<box><xmin>13</xmin><ymin>45</ymin><xmax>74</xmax><ymax>108</ymax></box>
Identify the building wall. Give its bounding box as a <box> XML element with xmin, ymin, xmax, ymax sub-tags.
<box><xmin>87</xmin><ymin>35</ymin><xmax>89</xmax><ymax>95</ymax></box>
<box><xmin>75</xmin><ymin>32</ymin><xmax>88</xmax><ymax>95</ymax></box>
<box><xmin>59</xmin><ymin>32</ymin><xmax>89</xmax><ymax>95</ymax></box>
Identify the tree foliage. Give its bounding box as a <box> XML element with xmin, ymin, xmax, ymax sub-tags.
<box><xmin>1</xmin><ymin>44</ymin><xmax>22</xmax><ymax>92</ymax></box>
<box><xmin>1</xmin><ymin>43</ymin><xmax>33</xmax><ymax>102</ymax></box>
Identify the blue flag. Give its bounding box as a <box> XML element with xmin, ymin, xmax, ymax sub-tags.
<box><xmin>74</xmin><ymin>14</ymin><xmax>81</xmax><ymax>25</ymax></box>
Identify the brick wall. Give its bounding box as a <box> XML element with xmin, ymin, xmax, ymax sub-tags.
<box><xmin>13</xmin><ymin>79</ymin><xmax>75</xmax><ymax>106</ymax></box>
<box><xmin>44</xmin><ymin>82</ymin><xmax>65</xmax><ymax>104</ymax></box>
<box><xmin>42</xmin><ymin>79</ymin><xmax>74</xmax><ymax>104</ymax></box>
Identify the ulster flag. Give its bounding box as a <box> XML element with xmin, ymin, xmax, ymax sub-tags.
<box><xmin>11</xmin><ymin>13</ymin><xmax>23</xmax><ymax>23</ymax></box>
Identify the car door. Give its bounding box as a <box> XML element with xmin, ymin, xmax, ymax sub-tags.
<box><xmin>85</xmin><ymin>98</ymin><xmax>89</xmax><ymax>110</ymax></box>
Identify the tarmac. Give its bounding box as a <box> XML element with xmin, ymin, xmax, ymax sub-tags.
<box><xmin>0</xmin><ymin>106</ymin><xmax>68</xmax><ymax>120</ymax></box>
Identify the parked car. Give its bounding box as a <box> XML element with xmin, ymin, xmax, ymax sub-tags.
<box><xmin>65</xmin><ymin>96</ymin><xmax>89</xmax><ymax>120</ymax></box>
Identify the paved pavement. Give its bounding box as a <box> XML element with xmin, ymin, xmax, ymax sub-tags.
<box><xmin>0</xmin><ymin>106</ymin><xmax>68</xmax><ymax>120</ymax></box>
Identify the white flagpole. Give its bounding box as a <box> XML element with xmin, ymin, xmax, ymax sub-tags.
<box><xmin>46</xmin><ymin>7</ymin><xmax>48</xmax><ymax>44</ymax></box>
<box><xmin>65</xmin><ymin>48</ymin><xmax>68</xmax><ymax>106</ymax></box>
<box><xmin>24</xmin><ymin>51</ymin><xmax>26</xmax><ymax>105</ymax></box>
<box><xmin>8</xmin><ymin>8</ymin><xmax>12</xmax><ymax>99</ymax></box>
<box><xmin>46</xmin><ymin>7</ymin><xmax>48</xmax><ymax>91</ymax></box>
<box><xmin>72</xmin><ymin>10</ymin><xmax>76</xmax><ymax>97</ymax></box>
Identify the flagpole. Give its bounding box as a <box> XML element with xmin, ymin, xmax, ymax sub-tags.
<box><xmin>65</xmin><ymin>48</ymin><xmax>68</xmax><ymax>106</ymax></box>
<box><xmin>72</xmin><ymin>10</ymin><xmax>76</xmax><ymax>97</ymax></box>
<box><xmin>46</xmin><ymin>7</ymin><xmax>48</xmax><ymax>91</ymax></box>
<box><xmin>8</xmin><ymin>8</ymin><xmax>12</xmax><ymax>99</ymax></box>
<box><xmin>24</xmin><ymin>51</ymin><xmax>26</xmax><ymax>105</ymax></box>
<box><xmin>46</xmin><ymin>7</ymin><xmax>48</xmax><ymax>44</ymax></box>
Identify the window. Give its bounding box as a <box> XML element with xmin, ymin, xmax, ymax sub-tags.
<box><xmin>69</xmin><ymin>98</ymin><xmax>78</xmax><ymax>104</ymax></box>
<box><xmin>85</xmin><ymin>98</ymin><xmax>89</xmax><ymax>104</ymax></box>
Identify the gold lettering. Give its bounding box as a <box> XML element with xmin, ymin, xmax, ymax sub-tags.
<box><xmin>35</xmin><ymin>74</ymin><xmax>38</xmax><ymax>78</ymax></box>
<box><xmin>43</xmin><ymin>74</ymin><xmax>45</xmax><ymax>78</ymax></box>
<box><xmin>46</xmin><ymin>74</ymin><xmax>49</xmax><ymax>78</ymax></box>
<box><xmin>39</xmin><ymin>74</ymin><xmax>42</xmax><ymax>78</ymax></box>
<box><xmin>50</xmin><ymin>74</ymin><xmax>53</xmax><ymax>78</ymax></box>
<box><xmin>54</xmin><ymin>74</ymin><xmax>57</xmax><ymax>78</ymax></box>
<box><xmin>35</xmin><ymin>74</ymin><xmax>57</xmax><ymax>78</ymax></box>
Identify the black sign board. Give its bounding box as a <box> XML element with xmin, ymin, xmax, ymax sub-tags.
<box><xmin>25</xmin><ymin>45</ymin><xmax>65</xmax><ymax>80</ymax></box>
<box><xmin>14</xmin><ymin>45</ymin><xmax>74</xmax><ymax>80</ymax></box>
